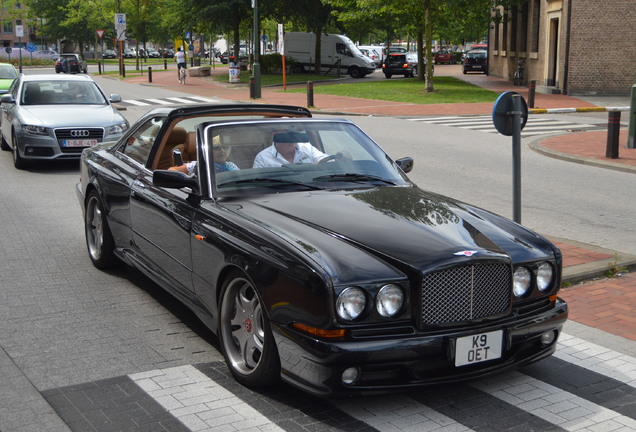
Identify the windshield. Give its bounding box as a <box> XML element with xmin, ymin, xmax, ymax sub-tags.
<box><xmin>21</xmin><ymin>80</ymin><xmax>107</xmax><ymax>105</ymax></box>
<box><xmin>202</xmin><ymin>120</ymin><xmax>411</xmax><ymax>196</ymax></box>
<box><xmin>0</xmin><ymin>66</ymin><xmax>17</xmax><ymax>79</ymax></box>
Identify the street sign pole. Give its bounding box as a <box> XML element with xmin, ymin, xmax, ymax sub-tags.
<box><xmin>511</xmin><ymin>94</ymin><xmax>522</xmax><ymax>224</ymax></box>
<box><xmin>252</xmin><ymin>0</ymin><xmax>261</xmax><ymax>98</ymax></box>
<box><xmin>16</xmin><ymin>25</ymin><xmax>24</xmax><ymax>73</ymax></box>
<box><xmin>492</xmin><ymin>91</ymin><xmax>528</xmax><ymax>224</ymax></box>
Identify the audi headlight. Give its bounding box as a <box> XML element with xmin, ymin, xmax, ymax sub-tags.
<box><xmin>23</xmin><ymin>125</ymin><xmax>48</xmax><ymax>136</ymax></box>
<box><xmin>108</xmin><ymin>123</ymin><xmax>129</xmax><ymax>135</ymax></box>
<box><xmin>513</xmin><ymin>267</ymin><xmax>532</xmax><ymax>298</ymax></box>
<box><xmin>336</xmin><ymin>287</ymin><xmax>366</xmax><ymax>321</ymax></box>
<box><xmin>376</xmin><ymin>284</ymin><xmax>404</xmax><ymax>318</ymax></box>
<box><xmin>537</xmin><ymin>262</ymin><xmax>554</xmax><ymax>292</ymax></box>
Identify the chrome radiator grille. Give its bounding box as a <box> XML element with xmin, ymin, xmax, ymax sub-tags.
<box><xmin>420</xmin><ymin>263</ymin><xmax>512</xmax><ymax>327</ymax></box>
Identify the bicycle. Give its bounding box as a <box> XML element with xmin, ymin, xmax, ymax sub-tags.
<box><xmin>178</xmin><ymin>66</ymin><xmax>187</xmax><ymax>85</ymax></box>
<box><xmin>513</xmin><ymin>59</ymin><xmax>525</xmax><ymax>86</ymax></box>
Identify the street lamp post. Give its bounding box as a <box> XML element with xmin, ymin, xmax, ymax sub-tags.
<box><xmin>252</xmin><ymin>0</ymin><xmax>261</xmax><ymax>98</ymax></box>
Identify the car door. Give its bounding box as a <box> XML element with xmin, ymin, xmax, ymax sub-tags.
<box><xmin>129</xmin><ymin>124</ymin><xmax>196</xmax><ymax>296</ymax></box>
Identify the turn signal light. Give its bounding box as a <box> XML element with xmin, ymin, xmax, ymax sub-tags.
<box><xmin>292</xmin><ymin>322</ymin><xmax>345</xmax><ymax>338</ymax></box>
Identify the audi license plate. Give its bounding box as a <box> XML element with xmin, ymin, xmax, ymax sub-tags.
<box><xmin>455</xmin><ymin>330</ymin><xmax>503</xmax><ymax>367</ymax></box>
<box><xmin>63</xmin><ymin>139</ymin><xmax>97</xmax><ymax>147</ymax></box>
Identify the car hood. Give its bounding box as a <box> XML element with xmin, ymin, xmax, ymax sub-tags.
<box><xmin>17</xmin><ymin>105</ymin><xmax>124</xmax><ymax>127</ymax></box>
<box><xmin>0</xmin><ymin>78</ymin><xmax>14</xmax><ymax>90</ymax></box>
<box><xmin>228</xmin><ymin>186</ymin><xmax>556</xmax><ymax>274</ymax></box>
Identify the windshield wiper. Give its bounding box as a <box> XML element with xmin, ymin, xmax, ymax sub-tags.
<box><xmin>218</xmin><ymin>178</ymin><xmax>325</xmax><ymax>190</ymax></box>
<box><xmin>313</xmin><ymin>173</ymin><xmax>397</xmax><ymax>185</ymax></box>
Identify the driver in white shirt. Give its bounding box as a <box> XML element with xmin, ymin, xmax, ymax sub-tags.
<box><xmin>253</xmin><ymin>132</ymin><xmax>328</xmax><ymax>168</ymax></box>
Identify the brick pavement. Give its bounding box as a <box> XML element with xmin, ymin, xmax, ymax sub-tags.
<box><xmin>123</xmin><ymin>65</ymin><xmax>636</xmax><ymax>340</ymax></box>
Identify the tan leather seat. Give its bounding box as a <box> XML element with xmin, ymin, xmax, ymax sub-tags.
<box><xmin>172</xmin><ymin>132</ymin><xmax>196</xmax><ymax>165</ymax></box>
<box><xmin>156</xmin><ymin>126</ymin><xmax>187</xmax><ymax>169</ymax></box>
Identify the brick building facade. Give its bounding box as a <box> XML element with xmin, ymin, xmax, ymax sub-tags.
<box><xmin>488</xmin><ymin>0</ymin><xmax>636</xmax><ymax>96</ymax></box>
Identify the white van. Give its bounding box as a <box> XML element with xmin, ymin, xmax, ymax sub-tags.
<box><xmin>357</xmin><ymin>45</ymin><xmax>384</xmax><ymax>67</ymax></box>
<box><xmin>283</xmin><ymin>32</ymin><xmax>375</xmax><ymax>78</ymax></box>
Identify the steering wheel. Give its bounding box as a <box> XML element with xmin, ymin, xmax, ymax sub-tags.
<box><xmin>317</xmin><ymin>154</ymin><xmax>339</xmax><ymax>164</ymax></box>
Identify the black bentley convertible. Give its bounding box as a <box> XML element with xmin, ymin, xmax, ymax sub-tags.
<box><xmin>76</xmin><ymin>104</ymin><xmax>568</xmax><ymax>397</ymax></box>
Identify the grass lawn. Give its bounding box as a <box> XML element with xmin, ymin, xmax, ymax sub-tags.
<box><xmin>284</xmin><ymin>76</ymin><xmax>499</xmax><ymax>104</ymax></box>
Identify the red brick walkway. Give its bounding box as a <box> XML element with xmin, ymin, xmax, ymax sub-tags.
<box><xmin>560</xmin><ymin>272</ymin><xmax>636</xmax><ymax>341</ymax></box>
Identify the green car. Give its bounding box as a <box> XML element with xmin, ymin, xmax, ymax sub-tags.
<box><xmin>0</xmin><ymin>63</ymin><xmax>18</xmax><ymax>94</ymax></box>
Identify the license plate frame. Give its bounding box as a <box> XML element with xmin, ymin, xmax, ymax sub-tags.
<box><xmin>455</xmin><ymin>330</ymin><xmax>503</xmax><ymax>367</ymax></box>
<box><xmin>62</xmin><ymin>139</ymin><xmax>97</xmax><ymax>148</ymax></box>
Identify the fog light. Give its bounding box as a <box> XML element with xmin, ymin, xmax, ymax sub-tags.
<box><xmin>341</xmin><ymin>367</ymin><xmax>360</xmax><ymax>385</ymax></box>
<box><xmin>541</xmin><ymin>330</ymin><xmax>557</xmax><ymax>346</ymax></box>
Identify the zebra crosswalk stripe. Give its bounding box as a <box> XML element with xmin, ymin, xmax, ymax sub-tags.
<box><xmin>407</xmin><ymin>115</ymin><xmax>597</xmax><ymax>137</ymax></box>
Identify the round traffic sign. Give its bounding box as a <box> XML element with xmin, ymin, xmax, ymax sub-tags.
<box><xmin>4</xmin><ymin>47</ymin><xmax>12</xmax><ymax>54</ymax></box>
<box><xmin>492</xmin><ymin>91</ymin><xmax>528</xmax><ymax>136</ymax></box>
<box><xmin>27</xmin><ymin>43</ymin><xmax>36</xmax><ymax>52</ymax></box>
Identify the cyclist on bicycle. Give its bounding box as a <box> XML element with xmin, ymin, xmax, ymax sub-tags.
<box><xmin>175</xmin><ymin>48</ymin><xmax>186</xmax><ymax>81</ymax></box>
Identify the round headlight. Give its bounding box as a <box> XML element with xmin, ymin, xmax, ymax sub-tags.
<box><xmin>376</xmin><ymin>284</ymin><xmax>404</xmax><ymax>317</ymax></box>
<box><xmin>537</xmin><ymin>262</ymin><xmax>554</xmax><ymax>292</ymax></box>
<box><xmin>513</xmin><ymin>267</ymin><xmax>532</xmax><ymax>297</ymax></box>
<box><xmin>336</xmin><ymin>287</ymin><xmax>366</xmax><ymax>321</ymax></box>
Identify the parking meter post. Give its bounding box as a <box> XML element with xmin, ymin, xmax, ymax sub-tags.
<box><xmin>512</xmin><ymin>94</ymin><xmax>522</xmax><ymax>224</ymax></box>
<box><xmin>148</xmin><ymin>67</ymin><xmax>152</xmax><ymax>83</ymax></box>
<box><xmin>528</xmin><ymin>80</ymin><xmax>536</xmax><ymax>108</ymax></box>
<box><xmin>605</xmin><ymin>110</ymin><xmax>621</xmax><ymax>159</ymax></box>
<box><xmin>628</xmin><ymin>84</ymin><xmax>636</xmax><ymax>149</ymax></box>
<box><xmin>307</xmin><ymin>81</ymin><xmax>314</xmax><ymax>108</ymax></box>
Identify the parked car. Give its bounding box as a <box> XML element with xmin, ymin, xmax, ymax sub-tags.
<box><xmin>76</xmin><ymin>103</ymin><xmax>567</xmax><ymax>397</ymax></box>
<box><xmin>102</xmin><ymin>49</ymin><xmax>117</xmax><ymax>59</ymax></box>
<box><xmin>123</xmin><ymin>48</ymin><xmax>136</xmax><ymax>58</ymax></box>
<box><xmin>147</xmin><ymin>49</ymin><xmax>161</xmax><ymax>58</ymax></box>
<box><xmin>463</xmin><ymin>49</ymin><xmax>488</xmax><ymax>74</ymax></box>
<box><xmin>55</xmin><ymin>53</ymin><xmax>88</xmax><ymax>74</ymax></box>
<box><xmin>161</xmin><ymin>48</ymin><xmax>174</xmax><ymax>58</ymax></box>
<box><xmin>0</xmin><ymin>63</ymin><xmax>18</xmax><ymax>94</ymax></box>
<box><xmin>434</xmin><ymin>49</ymin><xmax>453</xmax><ymax>64</ymax></box>
<box><xmin>357</xmin><ymin>45</ymin><xmax>382</xmax><ymax>67</ymax></box>
<box><xmin>0</xmin><ymin>74</ymin><xmax>128</xmax><ymax>169</ymax></box>
<box><xmin>218</xmin><ymin>51</ymin><xmax>229</xmax><ymax>64</ymax></box>
<box><xmin>382</xmin><ymin>52</ymin><xmax>420</xmax><ymax>78</ymax></box>
<box><xmin>36</xmin><ymin>49</ymin><xmax>60</xmax><ymax>61</ymax></box>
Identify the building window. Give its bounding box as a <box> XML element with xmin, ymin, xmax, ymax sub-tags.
<box><xmin>531</xmin><ymin>0</ymin><xmax>541</xmax><ymax>52</ymax></box>
<box><xmin>4</xmin><ymin>21</ymin><xmax>13</xmax><ymax>34</ymax></box>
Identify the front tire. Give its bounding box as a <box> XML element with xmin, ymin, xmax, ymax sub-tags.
<box><xmin>85</xmin><ymin>190</ymin><xmax>117</xmax><ymax>269</ymax></box>
<box><xmin>11</xmin><ymin>131</ymin><xmax>26</xmax><ymax>169</ymax></box>
<box><xmin>219</xmin><ymin>271</ymin><xmax>280</xmax><ymax>388</ymax></box>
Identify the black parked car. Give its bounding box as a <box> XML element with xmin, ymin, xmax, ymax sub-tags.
<box><xmin>463</xmin><ymin>49</ymin><xmax>488</xmax><ymax>74</ymax></box>
<box><xmin>382</xmin><ymin>52</ymin><xmax>420</xmax><ymax>78</ymax></box>
<box><xmin>76</xmin><ymin>104</ymin><xmax>567</xmax><ymax>397</ymax></box>
<box><xmin>55</xmin><ymin>54</ymin><xmax>88</xmax><ymax>74</ymax></box>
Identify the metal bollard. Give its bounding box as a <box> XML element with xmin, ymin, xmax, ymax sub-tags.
<box><xmin>605</xmin><ymin>110</ymin><xmax>621</xmax><ymax>159</ymax></box>
<box><xmin>148</xmin><ymin>67</ymin><xmax>153</xmax><ymax>83</ymax></box>
<box><xmin>307</xmin><ymin>81</ymin><xmax>314</xmax><ymax>107</ymax></box>
<box><xmin>250</xmin><ymin>76</ymin><xmax>255</xmax><ymax>99</ymax></box>
<box><xmin>528</xmin><ymin>80</ymin><xmax>536</xmax><ymax>108</ymax></box>
<box><xmin>122</xmin><ymin>64</ymin><xmax>125</xmax><ymax>78</ymax></box>
<box><xmin>164</xmin><ymin>59</ymin><xmax>167</xmax><ymax>70</ymax></box>
<box><xmin>98</xmin><ymin>62</ymin><xmax>102</xmax><ymax>74</ymax></box>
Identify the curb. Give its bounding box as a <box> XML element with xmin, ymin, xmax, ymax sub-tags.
<box><xmin>549</xmin><ymin>235</ymin><xmax>636</xmax><ymax>285</ymax></box>
<box><xmin>529</xmin><ymin>106</ymin><xmax>630</xmax><ymax>114</ymax></box>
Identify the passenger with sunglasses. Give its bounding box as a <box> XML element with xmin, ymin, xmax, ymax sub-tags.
<box><xmin>168</xmin><ymin>143</ymin><xmax>239</xmax><ymax>175</ymax></box>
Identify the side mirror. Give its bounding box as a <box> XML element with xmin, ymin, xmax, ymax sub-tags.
<box><xmin>1</xmin><ymin>94</ymin><xmax>15</xmax><ymax>104</ymax></box>
<box><xmin>395</xmin><ymin>157</ymin><xmax>414</xmax><ymax>173</ymax></box>
<box><xmin>110</xmin><ymin>94</ymin><xmax>122</xmax><ymax>103</ymax></box>
<box><xmin>153</xmin><ymin>169</ymin><xmax>199</xmax><ymax>194</ymax></box>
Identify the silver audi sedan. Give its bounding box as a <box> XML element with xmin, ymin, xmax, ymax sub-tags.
<box><xmin>0</xmin><ymin>74</ymin><xmax>128</xmax><ymax>169</ymax></box>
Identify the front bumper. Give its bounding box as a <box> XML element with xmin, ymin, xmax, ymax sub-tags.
<box><xmin>273</xmin><ymin>298</ymin><xmax>568</xmax><ymax>397</ymax></box>
<box><xmin>16</xmin><ymin>132</ymin><xmax>122</xmax><ymax>161</ymax></box>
